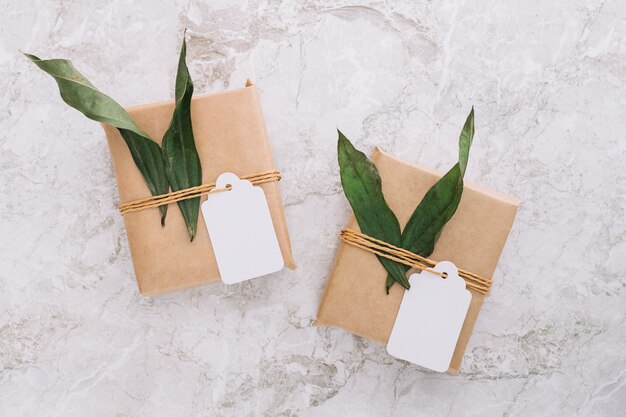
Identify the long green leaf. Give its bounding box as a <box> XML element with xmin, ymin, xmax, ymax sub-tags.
<box><xmin>161</xmin><ymin>35</ymin><xmax>202</xmax><ymax>241</ymax></box>
<box><xmin>386</xmin><ymin>107</ymin><xmax>475</xmax><ymax>291</ymax></box>
<box><xmin>118</xmin><ymin>129</ymin><xmax>170</xmax><ymax>225</ymax></box>
<box><xmin>24</xmin><ymin>53</ymin><xmax>170</xmax><ymax>223</ymax></box>
<box><xmin>337</xmin><ymin>130</ymin><xmax>410</xmax><ymax>290</ymax></box>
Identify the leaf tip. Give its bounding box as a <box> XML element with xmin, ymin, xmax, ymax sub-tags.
<box><xmin>337</xmin><ymin>129</ymin><xmax>352</xmax><ymax>151</ymax></box>
<box><xmin>182</xmin><ymin>28</ymin><xmax>189</xmax><ymax>46</ymax></box>
<box><xmin>337</xmin><ymin>129</ymin><xmax>345</xmax><ymax>152</ymax></box>
<box><xmin>21</xmin><ymin>51</ymin><xmax>39</xmax><ymax>62</ymax></box>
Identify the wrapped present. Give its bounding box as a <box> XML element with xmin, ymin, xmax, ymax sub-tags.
<box><xmin>316</xmin><ymin>147</ymin><xmax>519</xmax><ymax>374</ymax></box>
<box><xmin>103</xmin><ymin>81</ymin><xmax>295</xmax><ymax>296</ymax></box>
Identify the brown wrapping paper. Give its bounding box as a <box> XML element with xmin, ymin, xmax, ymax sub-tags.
<box><xmin>103</xmin><ymin>81</ymin><xmax>295</xmax><ymax>296</ymax></box>
<box><xmin>316</xmin><ymin>147</ymin><xmax>519</xmax><ymax>374</ymax></box>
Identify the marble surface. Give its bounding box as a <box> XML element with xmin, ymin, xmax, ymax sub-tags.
<box><xmin>1</xmin><ymin>1</ymin><xmax>625</xmax><ymax>416</ymax></box>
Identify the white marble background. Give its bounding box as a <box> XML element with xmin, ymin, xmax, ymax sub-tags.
<box><xmin>1</xmin><ymin>1</ymin><xmax>625</xmax><ymax>416</ymax></box>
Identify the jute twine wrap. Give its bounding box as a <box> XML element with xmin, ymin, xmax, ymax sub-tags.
<box><xmin>119</xmin><ymin>170</ymin><xmax>281</xmax><ymax>215</ymax></box>
<box><xmin>340</xmin><ymin>228</ymin><xmax>492</xmax><ymax>294</ymax></box>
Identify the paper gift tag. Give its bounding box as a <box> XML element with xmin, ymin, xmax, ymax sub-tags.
<box><xmin>201</xmin><ymin>172</ymin><xmax>284</xmax><ymax>284</ymax></box>
<box><xmin>387</xmin><ymin>261</ymin><xmax>471</xmax><ymax>372</ymax></box>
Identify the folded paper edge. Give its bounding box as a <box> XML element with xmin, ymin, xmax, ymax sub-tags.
<box><xmin>374</xmin><ymin>147</ymin><xmax>522</xmax><ymax>207</ymax></box>
<box><xmin>247</xmin><ymin>84</ymin><xmax>297</xmax><ymax>272</ymax></box>
<box><xmin>139</xmin><ymin>275</ymin><xmax>222</xmax><ymax>297</ymax></box>
<box><xmin>123</xmin><ymin>80</ymin><xmax>256</xmax><ymax>114</ymax></box>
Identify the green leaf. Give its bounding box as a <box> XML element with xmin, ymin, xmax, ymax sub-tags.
<box><xmin>161</xmin><ymin>34</ymin><xmax>202</xmax><ymax>241</ymax></box>
<box><xmin>118</xmin><ymin>129</ymin><xmax>170</xmax><ymax>225</ymax></box>
<box><xmin>24</xmin><ymin>52</ymin><xmax>170</xmax><ymax>223</ymax></box>
<box><xmin>386</xmin><ymin>107</ymin><xmax>475</xmax><ymax>291</ymax></box>
<box><xmin>337</xmin><ymin>130</ymin><xmax>410</xmax><ymax>290</ymax></box>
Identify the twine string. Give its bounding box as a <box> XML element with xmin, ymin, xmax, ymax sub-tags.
<box><xmin>119</xmin><ymin>170</ymin><xmax>281</xmax><ymax>215</ymax></box>
<box><xmin>339</xmin><ymin>228</ymin><xmax>492</xmax><ymax>294</ymax></box>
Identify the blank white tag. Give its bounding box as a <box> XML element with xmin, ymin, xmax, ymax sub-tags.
<box><xmin>387</xmin><ymin>261</ymin><xmax>471</xmax><ymax>372</ymax></box>
<box><xmin>201</xmin><ymin>172</ymin><xmax>284</xmax><ymax>285</ymax></box>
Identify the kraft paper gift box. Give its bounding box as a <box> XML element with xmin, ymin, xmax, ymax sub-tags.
<box><xmin>103</xmin><ymin>81</ymin><xmax>295</xmax><ymax>296</ymax></box>
<box><xmin>316</xmin><ymin>147</ymin><xmax>519</xmax><ymax>374</ymax></box>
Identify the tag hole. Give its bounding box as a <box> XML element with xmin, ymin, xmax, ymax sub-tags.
<box><xmin>441</xmin><ymin>272</ymin><xmax>448</xmax><ymax>278</ymax></box>
<box><xmin>225</xmin><ymin>184</ymin><xmax>232</xmax><ymax>190</ymax></box>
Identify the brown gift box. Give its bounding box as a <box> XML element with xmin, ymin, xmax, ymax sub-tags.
<box><xmin>316</xmin><ymin>147</ymin><xmax>519</xmax><ymax>374</ymax></box>
<box><xmin>103</xmin><ymin>81</ymin><xmax>295</xmax><ymax>296</ymax></box>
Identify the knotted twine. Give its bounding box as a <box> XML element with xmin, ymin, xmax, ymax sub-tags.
<box><xmin>339</xmin><ymin>228</ymin><xmax>492</xmax><ymax>294</ymax></box>
<box><xmin>118</xmin><ymin>170</ymin><xmax>281</xmax><ymax>215</ymax></box>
